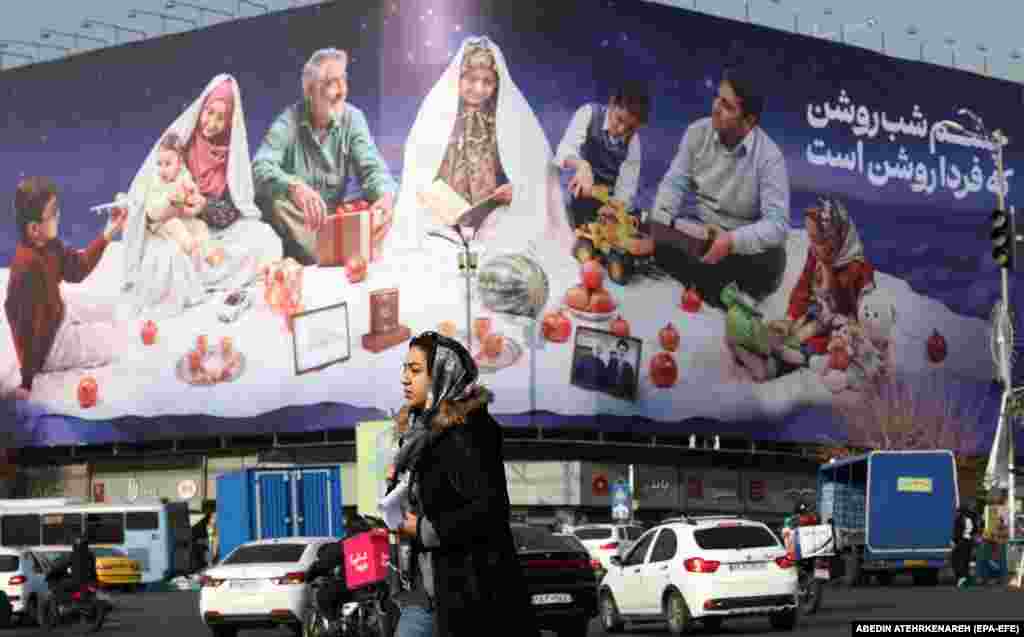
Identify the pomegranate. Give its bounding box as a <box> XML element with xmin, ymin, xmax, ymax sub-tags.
<box><xmin>345</xmin><ymin>255</ymin><xmax>368</xmax><ymax>283</ymax></box>
<box><xmin>77</xmin><ymin>376</ymin><xmax>99</xmax><ymax>409</ymax></box>
<box><xmin>927</xmin><ymin>329</ymin><xmax>948</xmax><ymax>364</ymax></box>
<box><xmin>565</xmin><ymin>286</ymin><xmax>591</xmax><ymax>311</ymax></box>
<box><xmin>581</xmin><ymin>259</ymin><xmax>604</xmax><ymax>291</ymax></box>
<box><xmin>542</xmin><ymin>310</ymin><xmax>572</xmax><ymax>343</ymax></box>
<box><xmin>484</xmin><ymin>333</ymin><xmax>505</xmax><ymax>358</ymax></box>
<box><xmin>141</xmin><ymin>320</ymin><xmax>158</xmax><ymax>346</ymax></box>
<box><xmin>610</xmin><ymin>315</ymin><xmax>630</xmax><ymax>338</ymax></box>
<box><xmin>659</xmin><ymin>323</ymin><xmax>680</xmax><ymax>352</ymax></box>
<box><xmin>649</xmin><ymin>351</ymin><xmax>679</xmax><ymax>388</ymax></box>
<box><xmin>681</xmin><ymin>287</ymin><xmax>703</xmax><ymax>313</ymax></box>
<box><xmin>589</xmin><ymin>289</ymin><xmax>615</xmax><ymax>314</ymax></box>
<box><xmin>829</xmin><ymin>347</ymin><xmax>851</xmax><ymax>371</ymax></box>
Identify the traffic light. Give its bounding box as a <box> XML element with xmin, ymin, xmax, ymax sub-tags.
<box><xmin>992</xmin><ymin>208</ymin><xmax>1016</xmax><ymax>270</ymax></box>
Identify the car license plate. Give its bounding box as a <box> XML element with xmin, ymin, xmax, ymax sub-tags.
<box><xmin>229</xmin><ymin>580</ymin><xmax>259</xmax><ymax>591</ymax></box>
<box><xmin>730</xmin><ymin>562</ymin><xmax>766</xmax><ymax>572</ymax></box>
<box><xmin>814</xmin><ymin>568</ymin><xmax>830</xmax><ymax>579</ymax></box>
<box><xmin>904</xmin><ymin>560</ymin><xmax>928</xmax><ymax>568</ymax></box>
<box><xmin>532</xmin><ymin>593</ymin><xmax>572</xmax><ymax>605</ymax></box>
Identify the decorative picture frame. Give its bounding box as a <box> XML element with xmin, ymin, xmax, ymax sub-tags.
<box><xmin>292</xmin><ymin>301</ymin><xmax>352</xmax><ymax>375</ymax></box>
<box><xmin>569</xmin><ymin>326</ymin><xmax>643</xmax><ymax>402</ymax></box>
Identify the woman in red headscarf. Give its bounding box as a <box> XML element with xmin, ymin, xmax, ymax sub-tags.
<box><xmin>123</xmin><ymin>75</ymin><xmax>282</xmax><ymax>318</ymax></box>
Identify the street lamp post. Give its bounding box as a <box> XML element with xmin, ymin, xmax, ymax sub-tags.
<box><xmin>977</xmin><ymin>43</ymin><xmax>990</xmax><ymax>76</ymax></box>
<box><xmin>81</xmin><ymin>19</ymin><xmax>147</xmax><ymax>45</ymax></box>
<box><xmin>40</xmin><ymin>28</ymin><xmax>109</xmax><ymax>52</ymax></box>
<box><xmin>906</xmin><ymin>26</ymin><xmax>926</xmax><ymax>62</ymax></box>
<box><xmin>0</xmin><ymin>49</ymin><xmax>34</xmax><ymax>70</ymax></box>
<box><xmin>945</xmin><ymin>37</ymin><xmax>958</xmax><ymax>68</ymax></box>
<box><xmin>165</xmin><ymin>1</ymin><xmax>235</xmax><ymax>27</ymax></box>
<box><xmin>128</xmin><ymin>8</ymin><xmax>198</xmax><ymax>34</ymax></box>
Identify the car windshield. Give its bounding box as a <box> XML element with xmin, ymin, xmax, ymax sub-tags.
<box><xmin>511</xmin><ymin>526</ymin><xmax>585</xmax><ymax>553</ymax></box>
<box><xmin>222</xmin><ymin>544</ymin><xmax>307</xmax><ymax>565</ymax></box>
<box><xmin>0</xmin><ymin>556</ymin><xmax>18</xmax><ymax>572</ymax></box>
<box><xmin>92</xmin><ymin>547</ymin><xmax>127</xmax><ymax>558</ymax></box>
<box><xmin>573</xmin><ymin>528</ymin><xmax>613</xmax><ymax>541</ymax></box>
<box><xmin>693</xmin><ymin>525</ymin><xmax>780</xmax><ymax>550</ymax></box>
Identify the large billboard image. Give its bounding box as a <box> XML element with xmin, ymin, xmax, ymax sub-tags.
<box><xmin>0</xmin><ymin>0</ymin><xmax>1012</xmax><ymax>448</ymax></box>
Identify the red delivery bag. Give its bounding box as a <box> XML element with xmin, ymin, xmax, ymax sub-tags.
<box><xmin>343</xmin><ymin>528</ymin><xmax>391</xmax><ymax>589</ymax></box>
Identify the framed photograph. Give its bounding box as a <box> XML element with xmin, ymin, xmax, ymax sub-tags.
<box><xmin>570</xmin><ymin>326</ymin><xmax>642</xmax><ymax>402</ymax></box>
<box><xmin>292</xmin><ymin>301</ymin><xmax>352</xmax><ymax>375</ymax></box>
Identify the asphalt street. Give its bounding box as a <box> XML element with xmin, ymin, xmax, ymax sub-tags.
<box><xmin>1</xmin><ymin>578</ymin><xmax>1022</xmax><ymax>636</ymax></box>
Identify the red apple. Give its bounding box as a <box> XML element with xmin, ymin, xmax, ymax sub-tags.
<box><xmin>565</xmin><ymin>286</ymin><xmax>591</xmax><ymax>311</ymax></box>
<box><xmin>141</xmin><ymin>320</ymin><xmax>158</xmax><ymax>346</ymax></box>
<box><xmin>659</xmin><ymin>323</ymin><xmax>680</xmax><ymax>352</ymax></box>
<box><xmin>188</xmin><ymin>349</ymin><xmax>203</xmax><ymax>373</ymax></box>
<box><xmin>345</xmin><ymin>255</ymin><xmax>368</xmax><ymax>283</ymax></box>
<box><xmin>589</xmin><ymin>289</ymin><xmax>615</xmax><ymax>314</ymax></box>
<box><xmin>927</xmin><ymin>329</ymin><xmax>948</xmax><ymax>364</ymax></box>
<box><xmin>77</xmin><ymin>376</ymin><xmax>98</xmax><ymax>409</ymax></box>
<box><xmin>681</xmin><ymin>287</ymin><xmax>703</xmax><ymax>313</ymax></box>
<box><xmin>610</xmin><ymin>315</ymin><xmax>630</xmax><ymax>338</ymax></box>
<box><xmin>649</xmin><ymin>352</ymin><xmax>679</xmax><ymax>388</ymax></box>
<box><xmin>581</xmin><ymin>259</ymin><xmax>604</xmax><ymax>291</ymax></box>
<box><xmin>542</xmin><ymin>310</ymin><xmax>572</xmax><ymax>343</ymax></box>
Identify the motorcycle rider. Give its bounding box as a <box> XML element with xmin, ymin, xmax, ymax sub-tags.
<box><xmin>46</xmin><ymin>532</ymin><xmax>98</xmax><ymax>602</ymax></box>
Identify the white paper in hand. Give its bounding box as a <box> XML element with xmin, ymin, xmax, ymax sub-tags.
<box><xmin>379</xmin><ymin>480</ymin><xmax>409</xmax><ymax>531</ymax></box>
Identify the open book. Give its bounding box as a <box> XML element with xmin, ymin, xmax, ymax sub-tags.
<box><xmin>418</xmin><ymin>179</ymin><xmax>503</xmax><ymax>230</ymax></box>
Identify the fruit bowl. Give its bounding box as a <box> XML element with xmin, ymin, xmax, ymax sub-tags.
<box><xmin>564</xmin><ymin>306</ymin><xmax>617</xmax><ymax>323</ymax></box>
<box><xmin>175</xmin><ymin>345</ymin><xmax>246</xmax><ymax>386</ymax></box>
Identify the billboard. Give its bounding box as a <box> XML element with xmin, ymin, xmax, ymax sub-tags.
<box><xmin>0</xmin><ymin>0</ymin><xmax>1012</xmax><ymax>448</ymax></box>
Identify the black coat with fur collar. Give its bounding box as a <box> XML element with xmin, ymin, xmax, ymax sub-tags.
<box><xmin>410</xmin><ymin>387</ymin><xmax>539</xmax><ymax>637</ymax></box>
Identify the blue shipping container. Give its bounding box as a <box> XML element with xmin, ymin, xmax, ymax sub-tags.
<box><xmin>216</xmin><ymin>465</ymin><xmax>345</xmax><ymax>560</ymax></box>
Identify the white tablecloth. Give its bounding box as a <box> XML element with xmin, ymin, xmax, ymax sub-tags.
<box><xmin>0</xmin><ymin>233</ymin><xmax>993</xmax><ymax>425</ymax></box>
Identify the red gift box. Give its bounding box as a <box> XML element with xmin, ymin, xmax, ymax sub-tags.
<box><xmin>343</xmin><ymin>528</ymin><xmax>390</xmax><ymax>590</ymax></box>
<box><xmin>317</xmin><ymin>199</ymin><xmax>381</xmax><ymax>267</ymax></box>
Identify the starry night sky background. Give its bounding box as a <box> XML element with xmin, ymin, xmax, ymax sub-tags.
<box><xmin>1</xmin><ymin>0</ymin><xmax>1021</xmax><ymax>447</ymax></box>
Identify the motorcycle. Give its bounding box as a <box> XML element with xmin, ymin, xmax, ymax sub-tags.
<box><xmin>781</xmin><ymin>515</ymin><xmax>833</xmax><ymax>616</ymax></box>
<box><xmin>302</xmin><ymin>515</ymin><xmax>397</xmax><ymax>637</ymax></box>
<box><xmin>37</xmin><ymin>583</ymin><xmax>112</xmax><ymax>633</ymax></box>
<box><xmin>795</xmin><ymin>556</ymin><xmax>831</xmax><ymax>615</ymax></box>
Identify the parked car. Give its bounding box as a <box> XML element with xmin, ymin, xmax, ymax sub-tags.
<box><xmin>513</xmin><ymin>524</ymin><xmax>599</xmax><ymax>637</ymax></box>
<box><xmin>198</xmin><ymin>536</ymin><xmax>337</xmax><ymax>637</ymax></box>
<box><xmin>599</xmin><ymin>516</ymin><xmax>799</xmax><ymax>634</ymax></box>
<box><xmin>0</xmin><ymin>547</ymin><xmax>50</xmax><ymax>625</ymax></box>
<box><xmin>568</xmin><ymin>523</ymin><xmax>645</xmax><ymax>570</ymax></box>
<box><xmin>555</xmin><ymin>533</ymin><xmax>604</xmax><ymax>578</ymax></box>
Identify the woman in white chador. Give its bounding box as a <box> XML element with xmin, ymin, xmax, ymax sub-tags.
<box><xmin>387</xmin><ymin>36</ymin><xmax>575</xmax><ymax>255</ymax></box>
<box><xmin>121</xmin><ymin>74</ymin><xmax>283</xmax><ymax>318</ymax></box>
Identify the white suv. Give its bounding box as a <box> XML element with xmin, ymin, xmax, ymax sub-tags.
<box><xmin>598</xmin><ymin>516</ymin><xmax>798</xmax><ymax>634</ymax></box>
<box><xmin>569</xmin><ymin>524</ymin><xmax>645</xmax><ymax>570</ymax></box>
<box><xmin>0</xmin><ymin>547</ymin><xmax>50</xmax><ymax>625</ymax></box>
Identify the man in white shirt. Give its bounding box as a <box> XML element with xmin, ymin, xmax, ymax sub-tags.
<box><xmin>554</xmin><ymin>83</ymin><xmax>649</xmax><ymax>227</ymax></box>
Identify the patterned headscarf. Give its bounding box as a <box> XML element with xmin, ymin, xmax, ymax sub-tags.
<box><xmin>806</xmin><ymin>195</ymin><xmax>865</xmax><ymax>268</ymax></box>
<box><xmin>392</xmin><ymin>333</ymin><xmax>480</xmax><ymax>477</ymax></box>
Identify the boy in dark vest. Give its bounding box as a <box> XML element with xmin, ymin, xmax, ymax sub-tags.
<box><xmin>554</xmin><ymin>83</ymin><xmax>650</xmax><ymax>227</ymax></box>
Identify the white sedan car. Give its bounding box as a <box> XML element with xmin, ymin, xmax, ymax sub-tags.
<box><xmin>599</xmin><ymin>516</ymin><xmax>799</xmax><ymax>634</ymax></box>
<box><xmin>199</xmin><ymin>537</ymin><xmax>338</xmax><ymax>637</ymax></box>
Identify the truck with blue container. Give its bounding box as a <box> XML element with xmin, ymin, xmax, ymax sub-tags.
<box><xmin>818</xmin><ymin>450</ymin><xmax>958</xmax><ymax>586</ymax></box>
<box><xmin>215</xmin><ymin>465</ymin><xmax>345</xmax><ymax>561</ymax></box>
